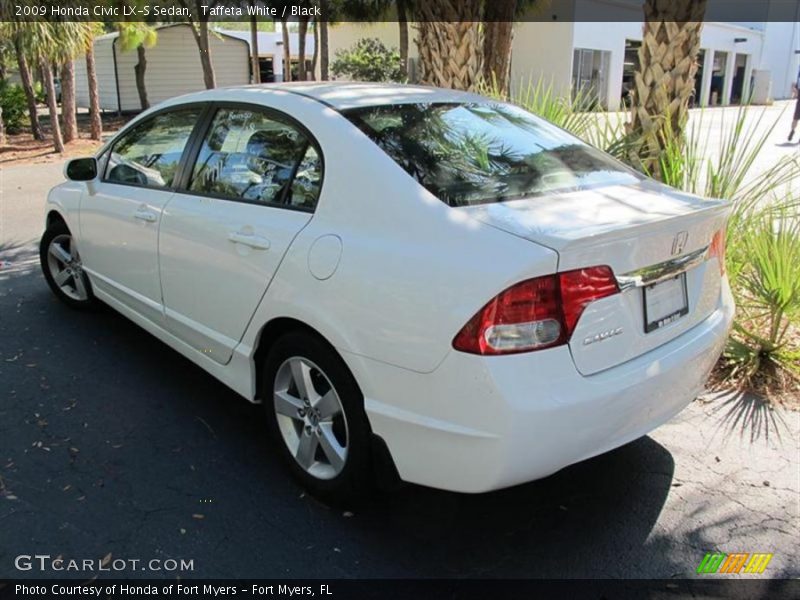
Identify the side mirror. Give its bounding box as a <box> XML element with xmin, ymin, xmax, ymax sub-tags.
<box><xmin>64</xmin><ymin>157</ymin><xmax>98</xmax><ymax>182</ymax></box>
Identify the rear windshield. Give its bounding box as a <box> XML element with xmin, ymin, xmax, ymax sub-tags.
<box><xmin>345</xmin><ymin>102</ymin><xmax>640</xmax><ymax>207</ymax></box>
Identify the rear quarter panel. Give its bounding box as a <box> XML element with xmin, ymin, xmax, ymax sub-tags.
<box><xmin>238</xmin><ymin>93</ymin><xmax>559</xmax><ymax>374</ymax></box>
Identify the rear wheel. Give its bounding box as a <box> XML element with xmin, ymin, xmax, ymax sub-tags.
<box><xmin>263</xmin><ymin>331</ymin><xmax>373</xmax><ymax>503</ymax></box>
<box><xmin>40</xmin><ymin>222</ymin><xmax>94</xmax><ymax>309</ymax></box>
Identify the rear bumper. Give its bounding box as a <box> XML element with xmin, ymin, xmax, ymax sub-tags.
<box><xmin>350</xmin><ymin>280</ymin><xmax>734</xmax><ymax>493</ymax></box>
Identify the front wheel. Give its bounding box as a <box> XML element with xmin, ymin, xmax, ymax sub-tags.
<box><xmin>262</xmin><ymin>331</ymin><xmax>373</xmax><ymax>504</ymax></box>
<box><xmin>40</xmin><ymin>222</ymin><xmax>95</xmax><ymax>309</ymax></box>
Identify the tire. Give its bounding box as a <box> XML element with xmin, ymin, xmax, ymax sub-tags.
<box><xmin>40</xmin><ymin>221</ymin><xmax>95</xmax><ymax>309</ymax></box>
<box><xmin>262</xmin><ymin>331</ymin><xmax>373</xmax><ymax>504</ymax></box>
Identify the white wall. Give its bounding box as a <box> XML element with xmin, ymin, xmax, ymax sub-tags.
<box><xmin>74</xmin><ymin>35</ymin><xmax>119</xmax><ymax>112</ymax></box>
<box><xmin>759</xmin><ymin>21</ymin><xmax>800</xmax><ymax>99</ymax></box>
<box><xmin>510</xmin><ymin>22</ymin><xmax>576</xmax><ymax>101</ymax></box>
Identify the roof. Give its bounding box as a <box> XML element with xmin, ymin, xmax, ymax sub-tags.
<box><xmin>237</xmin><ymin>82</ymin><xmax>487</xmax><ymax>111</ymax></box>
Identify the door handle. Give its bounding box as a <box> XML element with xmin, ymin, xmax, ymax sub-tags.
<box><xmin>133</xmin><ymin>207</ymin><xmax>158</xmax><ymax>223</ymax></box>
<box><xmin>228</xmin><ymin>231</ymin><xmax>271</xmax><ymax>250</ymax></box>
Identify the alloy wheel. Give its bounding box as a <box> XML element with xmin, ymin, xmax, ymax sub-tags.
<box><xmin>273</xmin><ymin>356</ymin><xmax>349</xmax><ymax>480</ymax></box>
<box><xmin>46</xmin><ymin>234</ymin><xmax>88</xmax><ymax>302</ymax></box>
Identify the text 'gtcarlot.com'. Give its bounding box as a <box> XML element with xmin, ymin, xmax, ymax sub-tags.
<box><xmin>14</xmin><ymin>554</ymin><xmax>194</xmax><ymax>572</ymax></box>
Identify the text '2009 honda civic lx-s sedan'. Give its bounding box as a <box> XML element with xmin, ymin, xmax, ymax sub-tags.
<box><xmin>40</xmin><ymin>83</ymin><xmax>734</xmax><ymax>501</ymax></box>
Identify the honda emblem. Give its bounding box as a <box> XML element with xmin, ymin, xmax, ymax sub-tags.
<box><xmin>671</xmin><ymin>231</ymin><xmax>689</xmax><ymax>256</ymax></box>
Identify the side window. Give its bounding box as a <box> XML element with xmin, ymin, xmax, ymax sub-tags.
<box><xmin>289</xmin><ymin>145</ymin><xmax>322</xmax><ymax>210</ymax></box>
<box><xmin>189</xmin><ymin>108</ymin><xmax>322</xmax><ymax>209</ymax></box>
<box><xmin>105</xmin><ymin>109</ymin><xmax>201</xmax><ymax>189</ymax></box>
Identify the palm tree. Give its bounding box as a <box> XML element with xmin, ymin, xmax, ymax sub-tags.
<box><xmin>55</xmin><ymin>23</ymin><xmax>96</xmax><ymax>144</ymax></box>
<box><xmin>396</xmin><ymin>0</ymin><xmax>410</xmax><ymax>77</ymax></box>
<box><xmin>280</xmin><ymin>17</ymin><xmax>292</xmax><ymax>82</ymax></box>
<box><xmin>118</xmin><ymin>23</ymin><xmax>158</xmax><ymax>111</ymax></box>
<box><xmin>413</xmin><ymin>0</ymin><xmax>484</xmax><ymax>91</ymax></box>
<box><xmin>250</xmin><ymin>12</ymin><xmax>261</xmax><ymax>84</ymax></box>
<box><xmin>311</xmin><ymin>18</ymin><xmax>319</xmax><ymax>81</ymax></box>
<box><xmin>60</xmin><ymin>60</ymin><xmax>78</xmax><ymax>143</ymax></box>
<box><xmin>628</xmin><ymin>1</ymin><xmax>708</xmax><ymax>180</ymax></box>
<box><xmin>84</xmin><ymin>27</ymin><xmax>103</xmax><ymax>141</ymax></box>
<box><xmin>40</xmin><ymin>60</ymin><xmax>63</xmax><ymax>152</ymax></box>
<box><xmin>483</xmin><ymin>3</ymin><xmax>515</xmax><ymax>97</ymax></box>
<box><xmin>319</xmin><ymin>1</ymin><xmax>329</xmax><ymax>80</ymax></box>
<box><xmin>10</xmin><ymin>29</ymin><xmax>44</xmax><ymax>141</ymax></box>
<box><xmin>297</xmin><ymin>11</ymin><xmax>310</xmax><ymax>81</ymax></box>
<box><xmin>181</xmin><ymin>0</ymin><xmax>218</xmax><ymax>89</ymax></box>
<box><xmin>9</xmin><ymin>22</ymin><xmax>86</xmax><ymax>152</ymax></box>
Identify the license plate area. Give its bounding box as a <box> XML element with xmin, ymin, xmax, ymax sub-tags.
<box><xmin>643</xmin><ymin>273</ymin><xmax>689</xmax><ymax>333</ymax></box>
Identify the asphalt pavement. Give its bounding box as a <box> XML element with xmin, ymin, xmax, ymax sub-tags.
<box><xmin>0</xmin><ymin>162</ymin><xmax>797</xmax><ymax>580</ymax></box>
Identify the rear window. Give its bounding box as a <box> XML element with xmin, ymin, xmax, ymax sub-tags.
<box><xmin>345</xmin><ymin>102</ymin><xmax>640</xmax><ymax>207</ymax></box>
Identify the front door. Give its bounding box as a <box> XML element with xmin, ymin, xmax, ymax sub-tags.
<box><xmin>158</xmin><ymin>105</ymin><xmax>323</xmax><ymax>364</ymax></box>
<box><xmin>79</xmin><ymin>107</ymin><xmax>203</xmax><ymax>322</ymax></box>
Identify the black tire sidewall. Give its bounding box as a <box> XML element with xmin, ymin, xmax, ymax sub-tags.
<box><xmin>39</xmin><ymin>223</ymin><xmax>95</xmax><ymax>309</ymax></box>
<box><xmin>262</xmin><ymin>331</ymin><xmax>373</xmax><ymax>503</ymax></box>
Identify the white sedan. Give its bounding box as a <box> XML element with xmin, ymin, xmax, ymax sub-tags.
<box><xmin>40</xmin><ymin>83</ymin><xmax>734</xmax><ymax>500</ymax></box>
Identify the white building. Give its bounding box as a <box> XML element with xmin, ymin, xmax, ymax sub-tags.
<box><xmin>327</xmin><ymin>2</ymin><xmax>800</xmax><ymax>111</ymax></box>
<box><xmin>217</xmin><ymin>29</ymin><xmax>316</xmax><ymax>83</ymax></box>
<box><xmin>74</xmin><ymin>24</ymin><xmax>250</xmax><ymax>113</ymax></box>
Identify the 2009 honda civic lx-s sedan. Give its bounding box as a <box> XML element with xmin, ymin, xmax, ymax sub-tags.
<box><xmin>40</xmin><ymin>83</ymin><xmax>734</xmax><ymax>500</ymax></box>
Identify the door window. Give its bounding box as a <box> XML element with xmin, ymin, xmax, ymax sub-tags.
<box><xmin>188</xmin><ymin>108</ymin><xmax>322</xmax><ymax>210</ymax></box>
<box><xmin>104</xmin><ymin>108</ymin><xmax>201</xmax><ymax>189</ymax></box>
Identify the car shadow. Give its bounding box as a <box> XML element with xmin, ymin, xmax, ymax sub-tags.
<box><xmin>0</xmin><ymin>264</ymin><xmax>678</xmax><ymax>579</ymax></box>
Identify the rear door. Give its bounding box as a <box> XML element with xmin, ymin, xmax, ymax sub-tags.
<box><xmin>158</xmin><ymin>104</ymin><xmax>323</xmax><ymax>364</ymax></box>
<box><xmin>79</xmin><ymin>107</ymin><xmax>204</xmax><ymax>323</ymax></box>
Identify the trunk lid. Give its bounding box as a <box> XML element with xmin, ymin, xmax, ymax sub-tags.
<box><xmin>460</xmin><ymin>180</ymin><xmax>731</xmax><ymax>375</ymax></box>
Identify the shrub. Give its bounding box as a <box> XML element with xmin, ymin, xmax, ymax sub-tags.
<box><xmin>0</xmin><ymin>80</ymin><xmax>29</xmax><ymax>134</ymax></box>
<box><xmin>722</xmin><ymin>204</ymin><xmax>800</xmax><ymax>395</ymax></box>
<box><xmin>331</xmin><ymin>38</ymin><xmax>406</xmax><ymax>83</ymax></box>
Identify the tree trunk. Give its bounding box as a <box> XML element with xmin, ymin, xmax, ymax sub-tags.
<box><xmin>297</xmin><ymin>17</ymin><xmax>309</xmax><ymax>81</ymax></box>
<box><xmin>413</xmin><ymin>1</ymin><xmax>484</xmax><ymax>91</ymax></box>
<box><xmin>311</xmin><ymin>19</ymin><xmax>319</xmax><ymax>81</ymax></box>
<box><xmin>250</xmin><ymin>15</ymin><xmax>260</xmax><ymax>84</ymax></box>
<box><xmin>281</xmin><ymin>19</ymin><xmax>292</xmax><ymax>82</ymax></box>
<box><xmin>14</xmin><ymin>35</ymin><xmax>44</xmax><ymax>141</ymax></box>
<box><xmin>135</xmin><ymin>45</ymin><xmax>149</xmax><ymax>110</ymax></box>
<box><xmin>0</xmin><ymin>107</ymin><xmax>6</xmax><ymax>146</ymax></box>
<box><xmin>397</xmin><ymin>0</ymin><xmax>409</xmax><ymax>78</ymax></box>
<box><xmin>86</xmin><ymin>42</ymin><xmax>102</xmax><ymax>140</ymax></box>
<box><xmin>196</xmin><ymin>19</ymin><xmax>216</xmax><ymax>89</ymax></box>
<box><xmin>60</xmin><ymin>61</ymin><xmax>78</xmax><ymax>143</ymax></box>
<box><xmin>628</xmin><ymin>0</ymin><xmax>707</xmax><ymax>180</ymax></box>
<box><xmin>41</xmin><ymin>61</ymin><xmax>64</xmax><ymax>153</ymax></box>
<box><xmin>319</xmin><ymin>5</ymin><xmax>329</xmax><ymax>81</ymax></box>
<box><xmin>483</xmin><ymin>1</ymin><xmax>516</xmax><ymax>97</ymax></box>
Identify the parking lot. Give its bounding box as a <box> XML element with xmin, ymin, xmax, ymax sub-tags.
<box><xmin>0</xmin><ymin>161</ymin><xmax>798</xmax><ymax>580</ymax></box>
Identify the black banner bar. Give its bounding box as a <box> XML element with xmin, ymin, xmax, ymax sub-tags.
<box><xmin>2</xmin><ymin>579</ymin><xmax>800</xmax><ymax>600</ymax></box>
<box><xmin>3</xmin><ymin>0</ymin><xmax>800</xmax><ymax>23</ymax></box>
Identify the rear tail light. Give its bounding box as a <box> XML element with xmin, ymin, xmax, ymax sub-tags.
<box><xmin>708</xmin><ymin>228</ymin><xmax>726</xmax><ymax>275</ymax></box>
<box><xmin>453</xmin><ymin>266</ymin><xmax>619</xmax><ymax>355</ymax></box>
